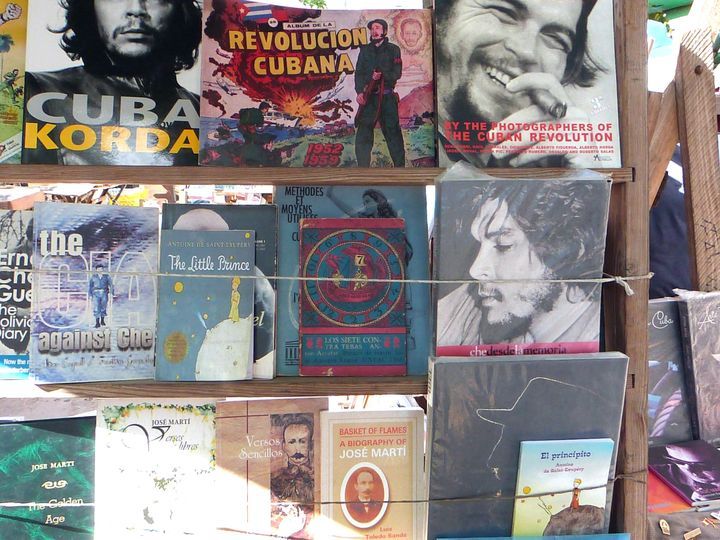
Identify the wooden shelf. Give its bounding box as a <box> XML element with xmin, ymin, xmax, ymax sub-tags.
<box><xmin>0</xmin><ymin>376</ymin><xmax>428</xmax><ymax>399</ymax></box>
<box><xmin>0</xmin><ymin>164</ymin><xmax>634</xmax><ymax>185</ymax></box>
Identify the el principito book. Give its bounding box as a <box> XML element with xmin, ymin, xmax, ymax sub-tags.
<box><xmin>215</xmin><ymin>397</ymin><xmax>327</xmax><ymax>538</ymax></box>
<box><xmin>299</xmin><ymin>217</ymin><xmax>406</xmax><ymax>376</ymax></box>
<box><xmin>199</xmin><ymin>1</ymin><xmax>434</xmax><ymax>167</ymax></box>
<box><xmin>155</xmin><ymin>229</ymin><xmax>255</xmax><ymax>381</ymax></box>
<box><xmin>511</xmin><ymin>438</ymin><xmax>615</xmax><ymax>536</ymax></box>
<box><xmin>320</xmin><ymin>409</ymin><xmax>424</xmax><ymax>538</ymax></box>
<box><xmin>0</xmin><ymin>416</ymin><xmax>95</xmax><ymax>539</ymax></box>
<box><xmin>29</xmin><ymin>203</ymin><xmax>158</xmax><ymax>383</ymax></box>
<box><xmin>162</xmin><ymin>203</ymin><xmax>278</xmax><ymax>379</ymax></box>
<box><xmin>275</xmin><ymin>185</ymin><xmax>429</xmax><ymax>377</ymax></box>
<box><xmin>0</xmin><ymin>210</ymin><xmax>33</xmax><ymax>379</ymax></box>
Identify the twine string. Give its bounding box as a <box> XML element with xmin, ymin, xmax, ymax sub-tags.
<box><xmin>9</xmin><ymin>267</ymin><xmax>654</xmax><ymax>296</ymax></box>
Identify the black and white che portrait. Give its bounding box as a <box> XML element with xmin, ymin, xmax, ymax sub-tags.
<box><xmin>435</xmin><ymin>0</ymin><xmax>620</xmax><ymax>168</ymax></box>
<box><xmin>436</xmin><ymin>179</ymin><xmax>610</xmax><ymax>350</ymax></box>
<box><xmin>22</xmin><ymin>0</ymin><xmax>201</xmax><ymax>165</ymax></box>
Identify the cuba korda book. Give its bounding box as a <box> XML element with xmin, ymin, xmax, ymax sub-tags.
<box><xmin>0</xmin><ymin>210</ymin><xmax>32</xmax><ymax>379</ymax></box>
<box><xmin>435</xmin><ymin>0</ymin><xmax>620</xmax><ymax>168</ymax></box>
<box><xmin>200</xmin><ymin>1</ymin><xmax>434</xmax><ymax>167</ymax></box>
<box><xmin>435</xmin><ymin>165</ymin><xmax>611</xmax><ymax>357</ymax></box>
<box><xmin>22</xmin><ymin>0</ymin><xmax>200</xmax><ymax>165</ymax></box>
<box><xmin>215</xmin><ymin>397</ymin><xmax>327</xmax><ymax>538</ymax></box>
<box><xmin>0</xmin><ymin>416</ymin><xmax>95</xmax><ymax>539</ymax></box>
<box><xmin>425</xmin><ymin>353</ymin><xmax>628</xmax><ymax>539</ymax></box>
<box><xmin>647</xmin><ymin>297</ymin><xmax>693</xmax><ymax>445</ymax></box>
<box><xmin>0</xmin><ymin>0</ymin><xmax>28</xmax><ymax>163</ymax></box>
<box><xmin>29</xmin><ymin>203</ymin><xmax>158</xmax><ymax>383</ymax></box>
<box><xmin>156</xmin><ymin>229</ymin><xmax>255</xmax><ymax>381</ymax></box>
<box><xmin>676</xmin><ymin>290</ymin><xmax>720</xmax><ymax>444</ymax></box>
<box><xmin>162</xmin><ymin>203</ymin><xmax>277</xmax><ymax>379</ymax></box>
<box><xmin>276</xmin><ymin>185</ymin><xmax>429</xmax><ymax>376</ymax></box>
<box><xmin>512</xmin><ymin>438</ymin><xmax>615</xmax><ymax>536</ymax></box>
<box><xmin>95</xmin><ymin>399</ymin><xmax>216</xmax><ymax>538</ymax></box>
<box><xmin>299</xmin><ymin>217</ymin><xmax>406</xmax><ymax>376</ymax></box>
<box><xmin>649</xmin><ymin>440</ymin><xmax>720</xmax><ymax>508</ymax></box>
<box><xmin>320</xmin><ymin>409</ymin><xmax>424</xmax><ymax>538</ymax></box>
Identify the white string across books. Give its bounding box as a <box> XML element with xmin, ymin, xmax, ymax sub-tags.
<box><xmin>16</xmin><ymin>267</ymin><xmax>652</xmax><ymax>296</ymax></box>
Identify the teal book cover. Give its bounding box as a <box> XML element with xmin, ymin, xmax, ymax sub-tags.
<box><xmin>276</xmin><ymin>185</ymin><xmax>429</xmax><ymax>376</ymax></box>
<box><xmin>0</xmin><ymin>417</ymin><xmax>95</xmax><ymax>539</ymax></box>
<box><xmin>512</xmin><ymin>439</ymin><xmax>615</xmax><ymax>536</ymax></box>
<box><xmin>0</xmin><ymin>210</ymin><xmax>32</xmax><ymax>379</ymax></box>
<box><xmin>155</xmin><ymin>229</ymin><xmax>255</xmax><ymax>381</ymax></box>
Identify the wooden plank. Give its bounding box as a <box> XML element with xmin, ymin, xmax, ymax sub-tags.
<box><xmin>0</xmin><ymin>164</ymin><xmax>635</xmax><ymax>185</ymax></box>
<box><xmin>675</xmin><ymin>28</ymin><xmax>720</xmax><ymax>291</ymax></box>
<box><xmin>606</xmin><ymin>1</ymin><xmax>649</xmax><ymax>539</ymax></box>
<box><xmin>648</xmin><ymin>84</ymin><xmax>679</xmax><ymax>206</ymax></box>
<box><xmin>0</xmin><ymin>376</ymin><xmax>428</xmax><ymax>399</ymax></box>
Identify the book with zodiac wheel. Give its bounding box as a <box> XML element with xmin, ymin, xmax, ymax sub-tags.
<box><xmin>299</xmin><ymin>218</ymin><xmax>406</xmax><ymax>376</ymax></box>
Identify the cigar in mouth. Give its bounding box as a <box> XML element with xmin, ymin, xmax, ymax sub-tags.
<box><xmin>530</xmin><ymin>89</ymin><xmax>567</xmax><ymax>119</ymax></box>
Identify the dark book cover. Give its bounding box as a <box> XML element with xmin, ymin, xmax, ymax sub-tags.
<box><xmin>676</xmin><ymin>290</ymin><xmax>720</xmax><ymax>444</ymax></box>
<box><xmin>434</xmin><ymin>0</ymin><xmax>620</xmax><ymax>168</ymax></box>
<box><xmin>647</xmin><ymin>298</ymin><xmax>693</xmax><ymax>445</ymax></box>
<box><xmin>0</xmin><ymin>416</ymin><xmax>95</xmax><ymax>539</ymax></box>
<box><xmin>425</xmin><ymin>352</ymin><xmax>628</xmax><ymax>539</ymax></box>
<box><xmin>434</xmin><ymin>166</ymin><xmax>611</xmax><ymax>357</ymax></box>
<box><xmin>648</xmin><ymin>440</ymin><xmax>720</xmax><ymax>506</ymax></box>
<box><xmin>156</xmin><ymin>229</ymin><xmax>255</xmax><ymax>381</ymax></box>
<box><xmin>275</xmin><ymin>185</ymin><xmax>429</xmax><ymax>377</ymax></box>
<box><xmin>299</xmin><ymin>217</ymin><xmax>406</xmax><ymax>376</ymax></box>
<box><xmin>199</xmin><ymin>1</ymin><xmax>434</xmax><ymax>167</ymax></box>
<box><xmin>21</xmin><ymin>0</ymin><xmax>201</xmax><ymax>165</ymax></box>
<box><xmin>162</xmin><ymin>203</ymin><xmax>277</xmax><ymax>378</ymax></box>
<box><xmin>0</xmin><ymin>210</ymin><xmax>32</xmax><ymax>379</ymax></box>
<box><xmin>29</xmin><ymin>203</ymin><xmax>158</xmax><ymax>383</ymax></box>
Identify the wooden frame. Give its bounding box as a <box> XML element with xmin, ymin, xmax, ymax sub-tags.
<box><xmin>0</xmin><ymin>0</ymin><xmax>649</xmax><ymax>537</ymax></box>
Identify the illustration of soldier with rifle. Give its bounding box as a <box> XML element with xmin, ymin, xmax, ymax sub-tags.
<box><xmin>354</xmin><ymin>18</ymin><xmax>405</xmax><ymax>167</ymax></box>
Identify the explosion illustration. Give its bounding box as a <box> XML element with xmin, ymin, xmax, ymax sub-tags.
<box><xmin>205</xmin><ymin>1</ymin><xmax>359</xmax><ymax>126</ymax></box>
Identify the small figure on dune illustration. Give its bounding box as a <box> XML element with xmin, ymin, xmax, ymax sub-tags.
<box><xmin>541</xmin><ymin>478</ymin><xmax>604</xmax><ymax>535</ymax></box>
<box><xmin>195</xmin><ymin>277</ymin><xmax>252</xmax><ymax>380</ymax></box>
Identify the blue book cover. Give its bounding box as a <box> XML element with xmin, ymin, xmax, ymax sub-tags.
<box><xmin>512</xmin><ymin>439</ymin><xmax>615</xmax><ymax>536</ymax></box>
<box><xmin>276</xmin><ymin>185</ymin><xmax>429</xmax><ymax>376</ymax></box>
<box><xmin>156</xmin><ymin>229</ymin><xmax>255</xmax><ymax>381</ymax></box>
<box><xmin>161</xmin><ymin>203</ymin><xmax>277</xmax><ymax>379</ymax></box>
<box><xmin>0</xmin><ymin>210</ymin><xmax>32</xmax><ymax>379</ymax></box>
<box><xmin>30</xmin><ymin>203</ymin><xmax>158</xmax><ymax>383</ymax></box>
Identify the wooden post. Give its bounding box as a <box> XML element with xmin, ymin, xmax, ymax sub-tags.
<box><xmin>606</xmin><ymin>1</ymin><xmax>649</xmax><ymax>539</ymax></box>
<box><xmin>675</xmin><ymin>28</ymin><xmax>720</xmax><ymax>291</ymax></box>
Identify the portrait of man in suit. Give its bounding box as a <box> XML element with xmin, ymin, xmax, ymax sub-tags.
<box><xmin>342</xmin><ymin>467</ymin><xmax>387</xmax><ymax>528</ymax></box>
